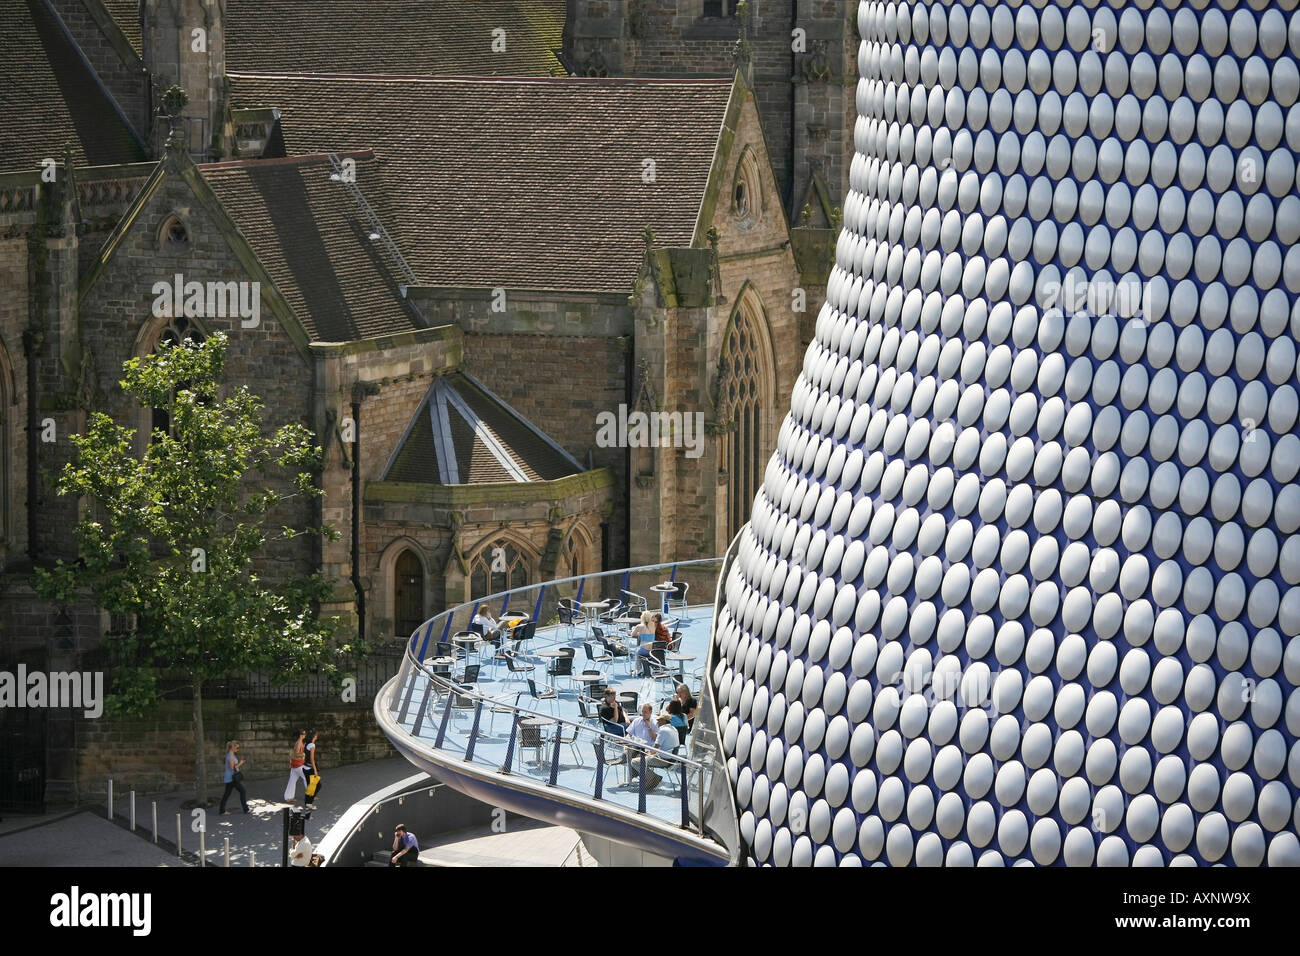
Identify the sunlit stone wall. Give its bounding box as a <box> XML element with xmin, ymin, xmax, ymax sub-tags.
<box><xmin>711</xmin><ymin>0</ymin><xmax>1300</xmax><ymax>866</ymax></box>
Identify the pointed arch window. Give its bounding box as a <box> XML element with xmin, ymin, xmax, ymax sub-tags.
<box><xmin>149</xmin><ymin>316</ymin><xmax>206</xmax><ymax>438</ymax></box>
<box><xmin>470</xmin><ymin>540</ymin><xmax>530</xmax><ymax>599</ymax></box>
<box><xmin>720</xmin><ymin>298</ymin><xmax>774</xmax><ymax>540</ymax></box>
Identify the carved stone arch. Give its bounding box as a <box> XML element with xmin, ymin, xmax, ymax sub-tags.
<box><xmin>377</xmin><ymin>536</ymin><xmax>430</xmax><ymax>640</ymax></box>
<box><xmin>465</xmin><ymin>530</ymin><xmax>539</xmax><ymax>600</ymax></box>
<box><xmin>559</xmin><ymin>517</ymin><xmax>594</xmax><ymax>580</ymax></box>
<box><xmin>715</xmin><ymin>282</ymin><xmax>777</xmax><ymax>540</ymax></box>
<box><xmin>731</xmin><ymin>143</ymin><xmax>766</xmax><ymax>227</ymax></box>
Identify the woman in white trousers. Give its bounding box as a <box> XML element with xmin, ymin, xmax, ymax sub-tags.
<box><xmin>284</xmin><ymin>729</ymin><xmax>307</xmax><ymax>801</ymax></box>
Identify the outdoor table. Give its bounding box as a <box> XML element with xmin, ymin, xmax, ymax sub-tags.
<box><xmin>580</xmin><ymin>601</ymin><xmax>607</xmax><ymax>639</ymax></box>
<box><xmin>536</xmin><ymin>648</ymin><xmax>566</xmax><ymax>659</ymax></box>
<box><xmin>665</xmin><ymin>652</ymin><xmax>696</xmax><ymax>678</ymax></box>
<box><xmin>452</xmin><ymin>634</ymin><xmax>480</xmax><ymax>664</ymax></box>
<box><xmin>649</xmin><ymin>582</ymin><xmax>676</xmax><ymax>613</ymax></box>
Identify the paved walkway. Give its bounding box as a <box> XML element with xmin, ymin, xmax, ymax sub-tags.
<box><xmin>0</xmin><ymin>811</ymin><xmax>179</xmax><ymax>867</ymax></box>
<box><xmin>419</xmin><ymin>819</ymin><xmax>588</xmax><ymax>867</ymax></box>
<box><xmin>151</xmin><ymin>757</ymin><xmax>420</xmax><ymax>866</ymax></box>
<box><xmin>0</xmin><ymin>757</ymin><xmax>420</xmax><ymax>867</ymax></box>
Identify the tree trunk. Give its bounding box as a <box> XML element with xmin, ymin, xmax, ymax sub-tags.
<box><xmin>193</xmin><ymin>676</ymin><xmax>207</xmax><ymax>805</ymax></box>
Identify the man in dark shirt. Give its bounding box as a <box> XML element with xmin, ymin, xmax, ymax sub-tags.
<box><xmin>599</xmin><ymin>688</ymin><xmax>628</xmax><ymax>725</ymax></box>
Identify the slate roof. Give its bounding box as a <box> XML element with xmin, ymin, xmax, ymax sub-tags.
<box><xmin>200</xmin><ymin>152</ymin><xmax>423</xmax><ymax>342</ymax></box>
<box><xmin>228</xmin><ymin>74</ymin><xmax>735</xmax><ymax>293</ymax></box>
<box><xmin>224</xmin><ymin>0</ymin><xmax>567</xmax><ymax>77</ymax></box>
<box><xmin>0</xmin><ymin>0</ymin><xmax>146</xmax><ymax>172</ymax></box>
<box><xmin>98</xmin><ymin>0</ymin><xmax>141</xmax><ymax>55</ymax></box>
<box><xmin>385</xmin><ymin>373</ymin><xmax>582</xmax><ymax>485</ymax></box>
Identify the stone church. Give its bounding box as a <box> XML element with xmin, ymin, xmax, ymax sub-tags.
<box><xmin>0</xmin><ymin>0</ymin><xmax>857</xmax><ymax>802</ymax></box>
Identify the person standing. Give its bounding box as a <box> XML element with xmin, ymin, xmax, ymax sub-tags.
<box><xmin>219</xmin><ymin>741</ymin><xmax>249</xmax><ymax>814</ymax></box>
<box><xmin>289</xmin><ymin>832</ymin><xmax>314</xmax><ymax>866</ymax></box>
<box><xmin>284</xmin><ymin>730</ymin><xmax>307</xmax><ymax>802</ymax></box>
<box><xmin>390</xmin><ymin>824</ymin><xmax>419</xmax><ymax>867</ymax></box>
<box><xmin>303</xmin><ymin>730</ymin><xmax>321</xmax><ymax>807</ymax></box>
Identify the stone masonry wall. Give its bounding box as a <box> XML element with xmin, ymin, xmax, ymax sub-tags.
<box><xmin>74</xmin><ymin>698</ymin><xmax>397</xmax><ymax>802</ymax></box>
<box><xmin>76</xmin><ymin>162</ymin><xmax>317</xmax><ymax>589</ymax></box>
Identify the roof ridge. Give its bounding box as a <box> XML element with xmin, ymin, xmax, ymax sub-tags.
<box><xmin>227</xmin><ymin>71</ymin><xmax>734</xmax><ymax>86</ymax></box>
<box><xmin>198</xmin><ymin>149</ymin><xmax>377</xmax><ymax>171</ymax></box>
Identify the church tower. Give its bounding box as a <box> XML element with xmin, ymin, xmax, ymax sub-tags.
<box><xmin>141</xmin><ymin>0</ymin><xmax>230</xmax><ymax>159</ymax></box>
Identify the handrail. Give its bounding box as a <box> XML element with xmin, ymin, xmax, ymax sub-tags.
<box><xmin>401</xmin><ymin>556</ymin><xmax>725</xmax><ymax>659</ymax></box>
<box><xmin>404</xmin><ymin>657</ymin><xmax>706</xmax><ymax>775</ymax></box>
<box><xmin>381</xmin><ymin>557</ymin><xmax>728</xmax><ymax>843</ymax></box>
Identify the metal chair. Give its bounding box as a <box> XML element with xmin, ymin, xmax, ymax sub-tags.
<box><xmin>583</xmin><ymin>641</ymin><xmax>612</xmax><ymax>674</ymax></box>
<box><xmin>503</xmin><ymin>650</ymin><xmax>535</xmax><ymax>685</ymax></box>
<box><xmin>518</xmin><ymin>720</ymin><xmax>547</xmax><ymax>771</ymax></box>
<box><xmin>557</xmin><ymin>601</ymin><xmax>585</xmax><ymax>638</ymax></box>
<box><xmin>547</xmin><ymin>655</ymin><xmax>574</xmax><ymax>686</ymax></box>
<box><xmin>554</xmin><ymin>719</ymin><xmax>583</xmax><ymax>766</ymax></box>
<box><xmin>525</xmin><ymin>677</ymin><xmax>558</xmax><ymax>715</ymax></box>
<box><xmin>488</xmin><ymin>691</ymin><xmax>521</xmax><ymax>735</ymax></box>
<box><xmin>511</xmin><ymin>621</ymin><xmax>537</xmax><ymax>654</ymax></box>
<box><xmin>620</xmin><ymin>589</ymin><xmax>648</xmax><ymax>614</ymax></box>
<box><xmin>458</xmin><ymin>663</ymin><xmax>480</xmax><ymax>686</ymax></box>
<box><xmin>667</xmin><ymin>581</ymin><xmax>689</xmax><ymax>616</ymax></box>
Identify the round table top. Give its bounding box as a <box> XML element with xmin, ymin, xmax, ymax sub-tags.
<box><xmin>536</xmin><ymin>648</ymin><xmax>566</xmax><ymax>658</ymax></box>
<box><xmin>615</xmin><ymin>614</ymin><xmax>643</xmax><ymax>624</ymax></box>
<box><xmin>520</xmin><ymin>716</ymin><xmax>555</xmax><ymax>726</ymax></box>
<box><xmin>429</xmin><ymin>657</ymin><xmax>454</xmax><ymax>666</ymax></box>
<box><xmin>580</xmin><ymin>601</ymin><xmax>608</xmax><ymax>610</ymax></box>
<box><xmin>452</xmin><ymin>635</ymin><xmax>479</xmax><ymax>644</ymax></box>
<box><xmin>666</xmin><ymin>652</ymin><xmax>696</xmax><ymax>661</ymax></box>
<box><xmin>502</xmin><ymin>617</ymin><xmax>528</xmax><ymax>626</ymax></box>
<box><xmin>650</xmin><ymin>583</ymin><xmax>677</xmax><ymax>592</ymax></box>
<box><xmin>573</xmin><ymin>674</ymin><xmax>604</xmax><ymax>683</ymax></box>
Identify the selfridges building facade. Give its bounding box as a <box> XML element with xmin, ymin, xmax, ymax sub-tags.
<box><xmin>711</xmin><ymin>0</ymin><xmax>1300</xmax><ymax>866</ymax></box>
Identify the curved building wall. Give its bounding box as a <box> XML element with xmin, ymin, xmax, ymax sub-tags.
<box><xmin>710</xmin><ymin>0</ymin><xmax>1300</xmax><ymax>866</ymax></box>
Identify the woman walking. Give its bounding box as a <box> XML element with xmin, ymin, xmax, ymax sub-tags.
<box><xmin>303</xmin><ymin>730</ymin><xmax>321</xmax><ymax>807</ymax></box>
<box><xmin>219</xmin><ymin>741</ymin><xmax>249</xmax><ymax>814</ymax></box>
<box><xmin>283</xmin><ymin>729</ymin><xmax>307</xmax><ymax>802</ymax></box>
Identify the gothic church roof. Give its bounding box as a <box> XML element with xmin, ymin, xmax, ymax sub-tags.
<box><xmin>228</xmin><ymin>73</ymin><xmax>737</xmax><ymax>294</ymax></box>
<box><xmin>202</xmin><ymin>152</ymin><xmax>424</xmax><ymax>342</ymax></box>
<box><xmin>223</xmin><ymin>0</ymin><xmax>568</xmax><ymax>76</ymax></box>
<box><xmin>385</xmin><ymin>373</ymin><xmax>583</xmax><ymax>486</ymax></box>
<box><xmin>0</xmin><ymin>0</ymin><xmax>147</xmax><ymax>172</ymax></box>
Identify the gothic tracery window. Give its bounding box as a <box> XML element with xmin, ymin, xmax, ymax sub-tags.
<box><xmin>722</xmin><ymin>302</ymin><xmax>772</xmax><ymax>540</ymax></box>
<box><xmin>470</xmin><ymin>540</ymin><xmax>530</xmax><ymax>599</ymax></box>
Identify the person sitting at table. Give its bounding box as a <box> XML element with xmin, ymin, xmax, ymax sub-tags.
<box><xmin>627</xmin><ymin>703</ymin><xmax>658</xmax><ymax>746</ymax></box>
<box><xmin>629</xmin><ymin>611</ymin><xmax>655</xmax><ymax>655</ymax></box>
<box><xmin>471</xmin><ymin>608</ymin><xmax>500</xmax><ymax>638</ymax></box>
<box><xmin>652</xmin><ymin>613</ymin><xmax>671</xmax><ymax>644</ymax></box>
<box><xmin>674</xmin><ymin>684</ymin><xmax>698</xmax><ymax>721</ymax></box>
<box><xmin>599</xmin><ymin>688</ymin><xmax>629</xmax><ymax>725</ymax></box>
<box><xmin>654</xmin><ymin>712</ymin><xmax>680</xmax><ymax>752</ymax></box>
<box><xmin>665</xmin><ymin>698</ymin><xmax>688</xmax><ymax>735</ymax></box>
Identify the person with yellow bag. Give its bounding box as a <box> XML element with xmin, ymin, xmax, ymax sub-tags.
<box><xmin>303</xmin><ymin>730</ymin><xmax>322</xmax><ymax>807</ymax></box>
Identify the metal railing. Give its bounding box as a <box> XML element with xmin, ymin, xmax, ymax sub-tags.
<box><xmin>380</xmin><ymin>559</ymin><xmax>726</xmax><ymax>839</ymax></box>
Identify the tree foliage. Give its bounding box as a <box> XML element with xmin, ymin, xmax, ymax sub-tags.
<box><xmin>36</xmin><ymin>333</ymin><xmax>343</xmax><ymax>799</ymax></box>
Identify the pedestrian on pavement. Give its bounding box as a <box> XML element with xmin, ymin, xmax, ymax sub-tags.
<box><xmin>390</xmin><ymin>824</ymin><xmax>419</xmax><ymax>866</ymax></box>
<box><xmin>289</xmin><ymin>832</ymin><xmax>314</xmax><ymax>866</ymax></box>
<box><xmin>303</xmin><ymin>730</ymin><xmax>321</xmax><ymax>807</ymax></box>
<box><xmin>283</xmin><ymin>729</ymin><xmax>307</xmax><ymax>802</ymax></box>
<box><xmin>219</xmin><ymin>740</ymin><xmax>249</xmax><ymax>814</ymax></box>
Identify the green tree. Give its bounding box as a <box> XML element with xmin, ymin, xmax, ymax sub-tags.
<box><xmin>37</xmin><ymin>333</ymin><xmax>342</xmax><ymax>804</ymax></box>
